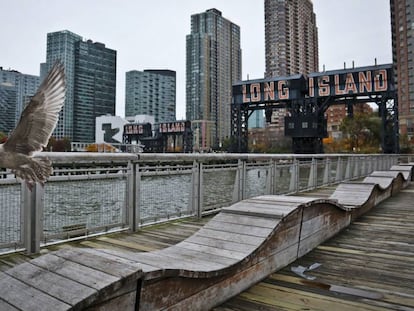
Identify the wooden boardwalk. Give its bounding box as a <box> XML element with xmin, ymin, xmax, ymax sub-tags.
<box><xmin>0</xmin><ymin>183</ymin><xmax>412</xmax><ymax>310</ymax></box>
<box><xmin>215</xmin><ymin>182</ymin><xmax>414</xmax><ymax>311</ymax></box>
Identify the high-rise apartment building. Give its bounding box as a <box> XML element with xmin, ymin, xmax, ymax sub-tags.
<box><xmin>264</xmin><ymin>0</ymin><xmax>318</xmax><ymax>140</ymax></box>
<box><xmin>186</xmin><ymin>8</ymin><xmax>242</xmax><ymax>151</ymax></box>
<box><xmin>73</xmin><ymin>40</ymin><xmax>116</xmax><ymax>142</ymax></box>
<box><xmin>0</xmin><ymin>67</ymin><xmax>40</xmax><ymax>132</ymax></box>
<box><xmin>125</xmin><ymin>70</ymin><xmax>176</xmax><ymax>123</ymax></box>
<box><xmin>0</xmin><ymin>83</ymin><xmax>17</xmax><ymax>134</ymax></box>
<box><xmin>45</xmin><ymin>30</ymin><xmax>116</xmax><ymax>142</ymax></box>
<box><xmin>265</xmin><ymin>0</ymin><xmax>318</xmax><ymax>78</ymax></box>
<box><xmin>390</xmin><ymin>0</ymin><xmax>414</xmax><ymax>139</ymax></box>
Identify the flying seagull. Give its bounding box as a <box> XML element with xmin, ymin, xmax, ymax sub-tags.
<box><xmin>0</xmin><ymin>62</ymin><xmax>65</xmax><ymax>189</ymax></box>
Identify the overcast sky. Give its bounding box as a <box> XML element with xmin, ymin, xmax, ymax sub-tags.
<box><xmin>1</xmin><ymin>0</ymin><xmax>392</xmax><ymax>119</ymax></box>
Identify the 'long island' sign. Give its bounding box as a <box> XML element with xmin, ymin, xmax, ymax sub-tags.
<box><xmin>233</xmin><ymin>64</ymin><xmax>394</xmax><ymax>105</ymax></box>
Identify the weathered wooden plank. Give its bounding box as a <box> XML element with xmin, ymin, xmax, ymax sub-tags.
<box><xmin>30</xmin><ymin>253</ymin><xmax>119</xmax><ymax>290</ymax></box>
<box><xmin>0</xmin><ymin>299</ymin><xmax>19</xmax><ymax>311</ymax></box>
<box><xmin>194</xmin><ymin>228</ymin><xmax>266</xmax><ymax>246</ymax></box>
<box><xmin>0</xmin><ymin>254</ymin><xmax>32</xmax><ymax>272</ymax></box>
<box><xmin>132</xmin><ymin>251</ymin><xmax>225</xmax><ymax>274</ymax></box>
<box><xmin>134</xmin><ymin>231</ymin><xmax>192</xmax><ymax>247</ymax></box>
<box><xmin>175</xmin><ymin>241</ymin><xmax>247</xmax><ymax>261</ymax></box>
<box><xmin>161</xmin><ymin>244</ymin><xmax>299</xmax><ymax>310</ymax></box>
<box><xmin>300</xmin><ymin>210</ymin><xmax>350</xmax><ymax>238</ymax></box>
<box><xmin>213</xmin><ymin>296</ymin><xmax>285</xmax><ymax>311</ymax></box>
<box><xmin>263</xmin><ymin>275</ymin><xmax>407</xmax><ymax>311</ymax></box>
<box><xmin>90</xmin><ymin>248</ymin><xmax>162</xmax><ymax>274</ymax></box>
<box><xmin>185</xmin><ymin>234</ymin><xmax>258</xmax><ymax>254</ymax></box>
<box><xmin>239</xmin><ymin>201</ymin><xmax>302</xmax><ymax>211</ymax></box>
<box><xmin>55</xmin><ymin>248</ymin><xmax>142</xmax><ymax>278</ymax></box>
<box><xmin>157</xmin><ymin>245</ymin><xmax>237</xmax><ymax>267</ymax></box>
<box><xmin>329</xmin><ymin>182</ymin><xmax>377</xmax><ymax>207</ymax></box>
<box><xmin>363</xmin><ymin>176</ymin><xmax>394</xmax><ymax>189</ymax></box>
<box><xmin>5</xmin><ymin>262</ymin><xmax>97</xmax><ymax>308</ymax></box>
<box><xmin>96</xmin><ymin>236</ymin><xmax>157</xmax><ymax>252</ymax></box>
<box><xmin>0</xmin><ymin>273</ymin><xmax>71</xmax><ymax>311</ymax></box>
<box><xmin>210</xmin><ymin>212</ymin><xmax>277</xmax><ymax>228</ymax></box>
<box><xmin>252</xmin><ymin>195</ymin><xmax>322</xmax><ymax>204</ymax></box>
<box><xmin>222</xmin><ymin>204</ymin><xmax>294</xmax><ymax>218</ymax></box>
<box><xmin>79</xmin><ymin>240</ymin><xmax>130</xmax><ymax>252</ymax></box>
<box><xmin>203</xmin><ymin>219</ymin><xmax>274</xmax><ymax>238</ymax></box>
<box><xmin>243</xmin><ymin>282</ymin><xmax>390</xmax><ymax>311</ymax></box>
<box><xmin>371</xmin><ymin>170</ymin><xmax>410</xmax><ymax>181</ymax></box>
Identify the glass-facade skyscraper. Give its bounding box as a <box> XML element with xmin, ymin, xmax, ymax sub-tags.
<box><xmin>125</xmin><ymin>69</ymin><xmax>176</xmax><ymax>123</ymax></box>
<box><xmin>186</xmin><ymin>8</ymin><xmax>242</xmax><ymax>151</ymax></box>
<box><xmin>391</xmin><ymin>0</ymin><xmax>414</xmax><ymax>139</ymax></box>
<box><xmin>45</xmin><ymin>30</ymin><xmax>116</xmax><ymax>142</ymax></box>
<box><xmin>74</xmin><ymin>40</ymin><xmax>116</xmax><ymax>142</ymax></box>
<box><xmin>0</xmin><ymin>67</ymin><xmax>40</xmax><ymax>133</ymax></box>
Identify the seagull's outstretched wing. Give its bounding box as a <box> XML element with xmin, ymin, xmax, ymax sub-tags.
<box><xmin>3</xmin><ymin>62</ymin><xmax>65</xmax><ymax>155</ymax></box>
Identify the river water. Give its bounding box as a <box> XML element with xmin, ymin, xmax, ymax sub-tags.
<box><xmin>0</xmin><ymin>166</ymin><xmax>291</xmax><ymax>246</ymax></box>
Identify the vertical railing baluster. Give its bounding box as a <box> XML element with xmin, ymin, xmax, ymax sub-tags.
<box><xmin>22</xmin><ymin>183</ymin><xmax>44</xmax><ymax>255</ymax></box>
<box><xmin>323</xmin><ymin>158</ymin><xmax>330</xmax><ymax>185</ymax></box>
<box><xmin>335</xmin><ymin>157</ymin><xmax>343</xmax><ymax>182</ymax></box>
<box><xmin>265</xmin><ymin>160</ymin><xmax>273</xmax><ymax>195</ymax></box>
<box><xmin>345</xmin><ymin>157</ymin><xmax>352</xmax><ymax>180</ymax></box>
<box><xmin>127</xmin><ymin>162</ymin><xmax>140</xmax><ymax>232</ymax></box>
<box><xmin>190</xmin><ymin>160</ymin><xmax>201</xmax><ymax>218</ymax></box>
<box><xmin>289</xmin><ymin>159</ymin><xmax>299</xmax><ymax>193</ymax></box>
<box><xmin>307</xmin><ymin>158</ymin><xmax>317</xmax><ymax>189</ymax></box>
<box><xmin>232</xmin><ymin>159</ymin><xmax>242</xmax><ymax>203</ymax></box>
<box><xmin>353</xmin><ymin>156</ymin><xmax>360</xmax><ymax>178</ymax></box>
<box><xmin>198</xmin><ymin>162</ymin><xmax>204</xmax><ymax>218</ymax></box>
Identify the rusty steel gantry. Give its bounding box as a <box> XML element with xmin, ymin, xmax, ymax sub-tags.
<box><xmin>231</xmin><ymin>64</ymin><xmax>399</xmax><ymax>154</ymax></box>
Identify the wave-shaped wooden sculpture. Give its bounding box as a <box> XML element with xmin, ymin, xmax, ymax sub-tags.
<box><xmin>0</xmin><ymin>165</ymin><xmax>411</xmax><ymax>310</ymax></box>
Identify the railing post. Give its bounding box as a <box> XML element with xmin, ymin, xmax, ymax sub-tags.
<box><xmin>191</xmin><ymin>160</ymin><xmax>202</xmax><ymax>219</ymax></box>
<box><xmin>232</xmin><ymin>159</ymin><xmax>244</xmax><ymax>202</ymax></box>
<box><xmin>271</xmin><ymin>160</ymin><xmax>278</xmax><ymax>194</ymax></box>
<box><xmin>199</xmin><ymin>162</ymin><xmax>204</xmax><ymax>218</ymax></box>
<box><xmin>265</xmin><ymin>160</ymin><xmax>273</xmax><ymax>195</ymax></box>
<box><xmin>22</xmin><ymin>183</ymin><xmax>44</xmax><ymax>255</ymax></box>
<box><xmin>232</xmin><ymin>160</ymin><xmax>241</xmax><ymax>202</ymax></box>
<box><xmin>353</xmin><ymin>156</ymin><xmax>360</xmax><ymax>178</ymax></box>
<box><xmin>345</xmin><ymin>157</ymin><xmax>352</xmax><ymax>180</ymax></box>
<box><xmin>323</xmin><ymin>157</ymin><xmax>331</xmax><ymax>185</ymax></box>
<box><xmin>335</xmin><ymin>157</ymin><xmax>343</xmax><ymax>182</ymax></box>
<box><xmin>126</xmin><ymin>161</ymin><xmax>139</xmax><ymax>232</ymax></box>
<box><xmin>307</xmin><ymin>158</ymin><xmax>317</xmax><ymax>189</ymax></box>
<box><xmin>289</xmin><ymin>159</ymin><xmax>299</xmax><ymax>193</ymax></box>
<box><xmin>361</xmin><ymin>156</ymin><xmax>367</xmax><ymax>176</ymax></box>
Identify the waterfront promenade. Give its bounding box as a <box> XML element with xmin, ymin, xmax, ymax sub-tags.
<box><xmin>0</xmin><ymin>181</ymin><xmax>412</xmax><ymax>310</ymax></box>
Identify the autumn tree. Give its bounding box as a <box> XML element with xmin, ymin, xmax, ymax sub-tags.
<box><xmin>0</xmin><ymin>131</ymin><xmax>7</xmax><ymax>144</ymax></box>
<box><xmin>339</xmin><ymin>113</ymin><xmax>381</xmax><ymax>153</ymax></box>
<box><xmin>47</xmin><ymin>137</ymin><xmax>71</xmax><ymax>152</ymax></box>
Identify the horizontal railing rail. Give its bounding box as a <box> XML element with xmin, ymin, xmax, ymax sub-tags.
<box><xmin>0</xmin><ymin>152</ymin><xmax>406</xmax><ymax>255</ymax></box>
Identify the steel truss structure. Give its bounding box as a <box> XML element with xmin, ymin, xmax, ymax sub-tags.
<box><xmin>231</xmin><ymin>64</ymin><xmax>399</xmax><ymax>154</ymax></box>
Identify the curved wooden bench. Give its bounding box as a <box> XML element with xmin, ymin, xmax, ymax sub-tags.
<box><xmin>0</xmin><ymin>165</ymin><xmax>411</xmax><ymax>310</ymax></box>
<box><xmin>390</xmin><ymin>164</ymin><xmax>413</xmax><ymax>181</ymax></box>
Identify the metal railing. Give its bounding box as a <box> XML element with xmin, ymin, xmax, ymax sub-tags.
<box><xmin>0</xmin><ymin>152</ymin><xmax>404</xmax><ymax>255</ymax></box>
